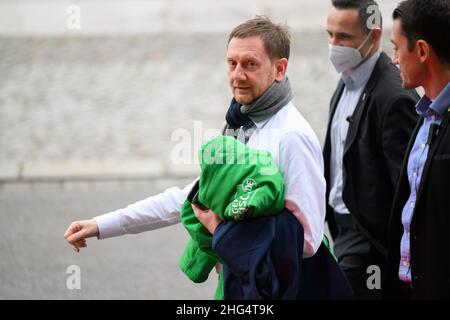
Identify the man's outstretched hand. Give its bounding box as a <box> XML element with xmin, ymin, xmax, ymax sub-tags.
<box><xmin>64</xmin><ymin>219</ymin><xmax>99</xmax><ymax>252</ymax></box>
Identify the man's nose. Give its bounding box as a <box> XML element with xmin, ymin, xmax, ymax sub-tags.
<box><xmin>232</xmin><ymin>64</ymin><xmax>246</xmax><ymax>81</ymax></box>
<box><xmin>328</xmin><ymin>35</ymin><xmax>338</xmax><ymax>46</ymax></box>
<box><xmin>392</xmin><ymin>53</ymin><xmax>399</xmax><ymax>65</ymax></box>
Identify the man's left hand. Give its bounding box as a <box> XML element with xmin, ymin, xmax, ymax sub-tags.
<box><xmin>191</xmin><ymin>204</ymin><xmax>222</xmax><ymax>234</ymax></box>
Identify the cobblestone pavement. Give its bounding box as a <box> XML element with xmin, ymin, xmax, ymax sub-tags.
<box><xmin>0</xmin><ymin>31</ymin><xmax>398</xmax><ymax>166</ymax></box>
<box><xmin>0</xmin><ymin>32</ymin><xmax>342</xmax><ymax>165</ymax></box>
<box><xmin>0</xmin><ymin>178</ymin><xmax>221</xmax><ymax>299</ymax></box>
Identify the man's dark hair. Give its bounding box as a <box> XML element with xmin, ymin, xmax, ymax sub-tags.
<box><xmin>332</xmin><ymin>0</ymin><xmax>382</xmax><ymax>33</ymax></box>
<box><xmin>393</xmin><ymin>0</ymin><xmax>450</xmax><ymax>65</ymax></box>
<box><xmin>228</xmin><ymin>16</ymin><xmax>290</xmax><ymax>61</ymax></box>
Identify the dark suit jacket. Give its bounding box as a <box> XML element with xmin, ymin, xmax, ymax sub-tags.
<box><xmin>384</xmin><ymin>108</ymin><xmax>450</xmax><ymax>299</ymax></box>
<box><xmin>212</xmin><ymin>209</ymin><xmax>353</xmax><ymax>300</ymax></box>
<box><xmin>324</xmin><ymin>52</ymin><xmax>419</xmax><ymax>257</ymax></box>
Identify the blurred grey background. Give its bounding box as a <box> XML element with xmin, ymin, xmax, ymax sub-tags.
<box><xmin>0</xmin><ymin>0</ymin><xmax>401</xmax><ymax>299</ymax></box>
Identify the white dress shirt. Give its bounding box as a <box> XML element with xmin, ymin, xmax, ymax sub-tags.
<box><xmin>328</xmin><ymin>52</ymin><xmax>380</xmax><ymax>214</ymax></box>
<box><xmin>95</xmin><ymin>101</ymin><xmax>326</xmax><ymax>257</ymax></box>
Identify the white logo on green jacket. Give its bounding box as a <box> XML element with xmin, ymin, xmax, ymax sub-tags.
<box><xmin>231</xmin><ymin>178</ymin><xmax>259</xmax><ymax>220</ymax></box>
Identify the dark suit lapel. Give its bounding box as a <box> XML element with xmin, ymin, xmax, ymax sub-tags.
<box><xmin>343</xmin><ymin>53</ymin><xmax>389</xmax><ymax>155</ymax></box>
<box><xmin>343</xmin><ymin>90</ymin><xmax>371</xmax><ymax>155</ymax></box>
<box><xmin>330</xmin><ymin>80</ymin><xmax>345</xmax><ymax>120</ymax></box>
<box><xmin>415</xmin><ymin>109</ymin><xmax>450</xmax><ymax>204</ymax></box>
<box><xmin>324</xmin><ymin>80</ymin><xmax>345</xmax><ymax>181</ymax></box>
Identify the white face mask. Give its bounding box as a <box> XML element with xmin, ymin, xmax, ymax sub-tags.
<box><xmin>329</xmin><ymin>30</ymin><xmax>374</xmax><ymax>73</ymax></box>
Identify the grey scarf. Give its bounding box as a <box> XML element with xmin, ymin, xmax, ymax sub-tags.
<box><xmin>222</xmin><ymin>76</ymin><xmax>293</xmax><ymax>138</ymax></box>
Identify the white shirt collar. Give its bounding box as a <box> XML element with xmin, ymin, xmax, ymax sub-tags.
<box><xmin>251</xmin><ymin>100</ymin><xmax>292</xmax><ymax>129</ymax></box>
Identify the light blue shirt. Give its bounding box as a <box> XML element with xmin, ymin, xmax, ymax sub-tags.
<box><xmin>329</xmin><ymin>52</ymin><xmax>380</xmax><ymax>214</ymax></box>
<box><xmin>399</xmin><ymin>82</ymin><xmax>450</xmax><ymax>282</ymax></box>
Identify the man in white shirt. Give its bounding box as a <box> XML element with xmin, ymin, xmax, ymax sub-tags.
<box><xmin>64</xmin><ymin>16</ymin><xmax>326</xmax><ymax>281</ymax></box>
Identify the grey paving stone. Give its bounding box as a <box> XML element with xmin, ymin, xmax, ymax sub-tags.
<box><xmin>0</xmin><ymin>178</ymin><xmax>222</xmax><ymax>299</ymax></box>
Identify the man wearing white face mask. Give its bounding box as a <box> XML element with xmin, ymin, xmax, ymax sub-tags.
<box><xmin>323</xmin><ymin>0</ymin><xmax>419</xmax><ymax>299</ymax></box>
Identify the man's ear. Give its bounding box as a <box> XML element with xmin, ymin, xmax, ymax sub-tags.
<box><xmin>371</xmin><ymin>27</ymin><xmax>382</xmax><ymax>43</ymax></box>
<box><xmin>416</xmin><ymin>40</ymin><xmax>430</xmax><ymax>63</ymax></box>
<box><xmin>275</xmin><ymin>58</ymin><xmax>288</xmax><ymax>82</ymax></box>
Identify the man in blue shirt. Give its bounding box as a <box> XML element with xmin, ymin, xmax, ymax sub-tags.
<box><xmin>385</xmin><ymin>0</ymin><xmax>450</xmax><ymax>299</ymax></box>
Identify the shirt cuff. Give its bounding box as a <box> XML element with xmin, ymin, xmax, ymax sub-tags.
<box><xmin>94</xmin><ymin>211</ymin><xmax>125</xmax><ymax>239</ymax></box>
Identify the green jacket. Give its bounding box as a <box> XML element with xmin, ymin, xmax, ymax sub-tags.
<box><xmin>179</xmin><ymin>135</ymin><xmax>286</xmax><ymax>289</ymax></box>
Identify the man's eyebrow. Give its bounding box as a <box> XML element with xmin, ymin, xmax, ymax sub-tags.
<box><xmin>227</xmin><ymin>53</ymin><xmax>259</xmax><ymax>61</ymax></box>
<box><xmin>390</xmin><ymin>39</ymin><xmax>397</xmax><ymax>45</ymax></box>
<box><xmin>336</xmin><ymin>32</ymin><xmax>352</xmax><ymax>37</ymax></box>
<box><xmin>241</xmin><ymin>54</ymin><xmax>259</xmax><ymax>60</ymax></box>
